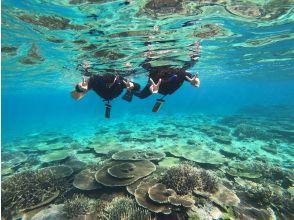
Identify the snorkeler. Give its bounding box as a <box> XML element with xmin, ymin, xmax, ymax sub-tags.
<box><xmin>127</xmin><ymin>41</ymin><xmax>201</xmax><ymax>112</ymax></box>
<box><xmin>71</xmin><ymin>65</ymin><xmax>140</xmax><ymax>118</ymax></box>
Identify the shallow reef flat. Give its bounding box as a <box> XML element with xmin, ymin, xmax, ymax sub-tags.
<box><xmin>1</xmin><ymin>111</ymin><xmax>294</xmax><ymax>220</ymax></box>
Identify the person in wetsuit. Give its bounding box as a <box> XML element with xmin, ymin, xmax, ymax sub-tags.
<box><xmin>127</xmin><ymin>41</ymin><xmax>201</xmax><ymax>111</ymax></box>
<box><xmin>71</xmin><ymin>65</ymin><xmax>140</xmax><ymax>118</ymax></box>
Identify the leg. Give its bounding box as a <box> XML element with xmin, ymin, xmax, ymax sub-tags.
<box><xmin>133</xmin><ymin>83</ymin><xmax>152</xmax><ymax>99</ymax></box>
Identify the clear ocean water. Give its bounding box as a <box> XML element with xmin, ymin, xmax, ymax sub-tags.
<box><xmin>1</xmin><ymin>0</ymin><xmax>294</xmax><ymax>219</ymax></box>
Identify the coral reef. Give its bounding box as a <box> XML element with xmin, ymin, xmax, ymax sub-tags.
<box><xmin>233</xmin><ymin>123</ymin><xmax>271</xmax><ymax>141</ymax></box>
<box><xmin>112</xmin><ymin>149</ymin><xmax>165</xmax><ymax>161</ymax></box>
<box><xmin>104</xmin><ymin>196</ymin><xmax>152</xmax><ymax>220</ymax></box>
<box><xmin>31</xmin><ymin>204</ymin><xmax>67</xmax><ymax>220</ymax></box>
<box><xmin>73</xmin><ymin>169</ymin><xmax>102</xmax><ymax>190</ymax></box>
<box><xmin>63</xmin><ymin>194</ymin><xmax>102</xmax><ymax>219</ymax></box>
<box><xmin>39</xmin><ymin>150</ymin><xmax>70</xmax><ymax>163</ymax></box>
<box><xmin>167</xmin><ymin>145</ymin><xmax>227</xmax><ymax>166</ymax></box>
<box><xmin>95</xmin><ymin>160</ymin><xmax>156</xmax><ymax>186</ymax></box>
<box><xmin>158</xmin><ymin>157</ymin><xmax>181</xmax><ymax>168</ymax></box>
<box><xmin>226</xmin><ymin>161</ymin><xmax>263</xmax><ymax>179</ymax></box>
<box><xmin>1</xmin><ymin>169</ymin><xmax>65</xmax><ymax>213</ymax></box>
<box><xmin>148</xmin><ymin>183</ymin><xmax>177</xmax><ymax>204</ymax></box>
<box><xmin>168</xmin><ymin>195</ymin><xmax>195</xmax><ymax>208</ymax></box>
<box><xmin>40</xmin><ymin>165</ymin><xmax>73</xmax><ymax>179</ymax></box>
<box><xmin>198</xmin><ymin>170</ymin><xmax>219</xmax><ymax>193</ymax></box>
<box><xmin>134</xmin><ymin>178</ymin><xmax>172</xmax><ymax>215</ymax></box>
<box><xmin>160</xmin><ymin>164</ymin><xmax>202</xmax><ymax>195</ymax></box>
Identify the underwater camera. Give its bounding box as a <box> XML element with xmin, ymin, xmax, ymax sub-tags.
<box><xmin>105</xmin><ymin>103</ymin><xmax>112</xmax><ymax>118</ymax></box>
<box><xmin>152</xmin><ymin>98</ymin><xmax>165</xmax><ymax>112</ymax></box>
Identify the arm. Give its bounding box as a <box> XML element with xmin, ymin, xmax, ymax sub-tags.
<box><xmin>185</xmin><ymin>72</ymin><xmax>200</xmax><ymax>87</ymax></box>
<box><xmin>140</xmin><ymin>57</ymin><xmax>153</xmax><ymax>71</ymax></box>
<box><xmin>182</xmin><ymin>41</ymin><xmax>202</xmax><ymax>71</ymax></box>
<box><xmin>132</xmin><ymin>83</ymin><xmax>152</xmax><ymax>99</ymax></box>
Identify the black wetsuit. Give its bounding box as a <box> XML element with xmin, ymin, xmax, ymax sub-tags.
<box><xmin>88</xmin><ymin>74</ymin><xmax>140</xmax><ymax>101</ymax></box>
<box><xmin>133</xmin><ymin>58</ymin><xmax>196</xmax><ymax>99</ymax></box>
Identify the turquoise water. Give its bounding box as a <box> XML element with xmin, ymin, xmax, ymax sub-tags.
<box><xmin>1</xmin><ymin>0</ymin><xmax>294</xmax><ymax>219</ymax></box>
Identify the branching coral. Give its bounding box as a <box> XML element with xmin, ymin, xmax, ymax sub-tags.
<box><xmin>63</xmin><ymin>194</ymin><xmax>103</xmax><ymax>218</ymax></box>
<box><xmin>1</xmin><ymin>169</ymin><xmax>65</xmax><ymax>212</ymax></box>
<box><xmin>199</xmin><ymin>170</ymin><xmax>219</xmax><ymax>193</ymax></box>
<box><xmin>160</xmin><ymin>164</ymin><xmax>219</xmax><ymax>195</ymax></box>
<box><xmin>160</xmin><ymin>164</ymin><xmax>201</xmax><ymax>195</ymax></box>
<box><xmin>104</xmin><ymin>196</ymin><xmax>152</xmax><ymax>220</ymax></box>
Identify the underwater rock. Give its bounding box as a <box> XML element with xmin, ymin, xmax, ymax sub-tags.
<box><xmin>95</xmin><ymin>160</ymin><xmax>156</xmax><ymax>187</ymax></box>
<box><xmin>112</xmin><ymin>149</ymin><xmax>165</xmax><ymax>161</ymax></box>
<box><xmin>158</xmin><ymin>157</ymin><xmax>181</xmax><ymax>168</ymax></box>
<box><xmin>40</xmin><ymin>165</ymin><xmax>73</xmax><ymax>178</ymax></box>
<box><xmin>134</xmin><ymin>179</ymin><xmax>172</xmax><ymax>215</ymax></box>
<box><xmin>18</xmin><ymin>13</ymin><xmax>86</xmax><ymax>30</ymax></box>
<box><xmin>105</xmin><ymin>196</ymin><xmax>152</xmax><ymax>220</ymax></box>
<box><xmin>40</xmin><ymin>150</ymin><xmax>70</xmax><ymax>163</ymax></box>
<box><xmin>73</xmin><ymin>169</ymin><xmax>102</xmax><ymax>190</ymax></box>
<box><xmin>148</xmin><ymin>183</ymin><xmax>177</xmax><ymax>204</ymax></box>
<box><xmin>31</xmin><ymin>204</ymin><xmax>67</xmax><ymax>220</ymax></box>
